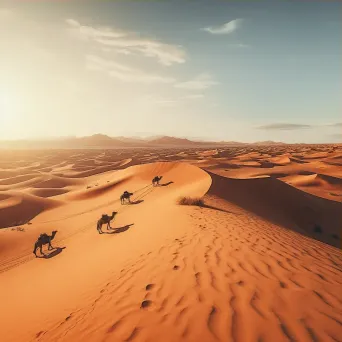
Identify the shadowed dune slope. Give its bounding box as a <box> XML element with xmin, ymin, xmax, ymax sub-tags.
<box><xmin>70</xmin><ymin>176</ymin><xmax>133</xmax><ymax>201</ymax></box>
<box><xmin>0</xmin><ymin>173</ymin><xmax>40</xmax><ymax>185</ymax></box>
<box><xmin>206</xmin><ymin>172</ymin><xmax>342</xmax><ymax>247</ymax></box>
<box><xmin>32</xmin><ymin>175</ymin><xmax>83</xmax><ymax>188</ymax></box>
<box><xmin>0</xmin><ymin>192</ymin><xmax>63</xmax><ymax>228</ymax></box>
<box><xmin>28</xmin><ymin>188</ymin><xmax>70</xmax><ymax>198</ymax></box>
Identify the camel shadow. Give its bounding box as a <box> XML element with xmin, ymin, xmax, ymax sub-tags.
<box><xmin>37</xmin><ymin>247</ymin><xmax>66</xmax><ymax>259</ymax></box>
<box><xmin>129</xmin><ymin>200</ymin><xmax>144</xmax><ymax>205</ymax></box>
<box><xmin>105</xmin><ymin>224</ymin><xmax>134</xmax><ymax>234</ymax></box>
<box><xmin>160</xmin><ymin>181</ymin><xmax>174</xmax><ymax>187</ymax></box>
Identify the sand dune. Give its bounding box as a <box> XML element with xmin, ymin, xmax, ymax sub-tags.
<box><xmin>0</xmin><ymin>173</ymin><xmax>41</xmax><ymax>186</ymax></box>
<box><xmin>28</xmin><ymin>188</ymin><xmax>70</xmax><ymax>198</ymax></box>
<box><xmin>0</xmin><ymin>191</ymin><xmax>62</xmax><ymax>228</ymax></box>
<box><xmin>0</xmin><ymin>146</ymin><xmax>341</xmax><ymax>342</ymax></box>
<box><xmin>269</xmin><ymin>155</ymin><xmax>291</xmax><ymax>165</ymax></box>
<box><xmin>283</xmin><ymin>173</ymin><xmax>342</xmax><ymax>188</ymax></box>
<box><xmin>70</xmin><ymin>176</ymin><xmax>133</xmax><ymax>201</ymax></box>
<box><xmin>206</xmin><ymin>172</ymin><xmax>341</xmax><ymax>247</ymax></box>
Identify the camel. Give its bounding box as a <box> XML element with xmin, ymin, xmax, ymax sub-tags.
<box><xmin>120</xmin><ymin>191</ymin><xmax>133</xmax><ymax>204</ymax></box>
<box><xmin>33</xmin><ymin>231</ymin><xmax>58</xmax><ymax>257</ymax></box>
<box><xmin>97</xmin><ymin>211</ymin><xmax>117</xmax><ymax>234</ymax></box>
<box><xmin>152</xmin><ymin>176</ymin><xmax>163</xmax><ymax>186</ymax></box>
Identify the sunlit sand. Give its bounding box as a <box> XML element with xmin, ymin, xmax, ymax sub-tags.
<box><xmin>0</xmin><ymin>145</ymin><xmax>341</xmax><ymax>341</ymax></box>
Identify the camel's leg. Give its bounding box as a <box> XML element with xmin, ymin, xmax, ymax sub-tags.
<box><xmin>97</xmin><ymin>223</ymin><xmax>102</xmax><ymax>234</ymax></box>
<box><xmin>48</xmin><ymin>241</ymin><xmax>53</xmax><ymax>250</ymax></box>
<box><xmin>33</xmin><ymin>243</ymin><xmax>38</xmax><ymax>256</ymax></box>
<box><xmin>40</xmin><ymin>245</ymin><xmax>44</xmax><ymax>256</ymax></box>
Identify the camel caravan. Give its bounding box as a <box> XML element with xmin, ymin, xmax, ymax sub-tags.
<box><xmin>33</xmin><ymin>176</ymin><xmax>166</xmax><ymax>256</ymax></box>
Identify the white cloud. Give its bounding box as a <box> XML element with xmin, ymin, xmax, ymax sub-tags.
<box><xmin>175</xmin><ymin>73</ymin><xmax>218</xmax><ymax>91</ymax></box>
<box><xmin>202</xmin><ymin>19</ymin><xmax>243</xmax><ymax>35</ymax></box>
<box><xmin>257</xmin><ymin>123</ymin><xmax>312</xmax><ymax>130</ymax></box>
<box><xmin>86</xmin><ymin>54</ymin><xmax>176</xmax><ymax>84</ymax></box>
<box><xmin>66</xmin><ymin>19</ymin><xmax>186</xmax><ymax>66</ymax></box>
<box><xmin>65</xmin><ymin>19</ymin><xmax>126</xmax><ymax>39</ymax></box>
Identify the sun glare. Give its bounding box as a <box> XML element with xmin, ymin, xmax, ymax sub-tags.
<box><xmin>0</xmin><ymin>92</ymin><xmax>14</xmax><ymax>121</ymax></box>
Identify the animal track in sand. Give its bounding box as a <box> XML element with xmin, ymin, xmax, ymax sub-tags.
<box><xmin>145</xmin><ymin>283</ymin><xmax>155</xmax><ymax>291</ymax></box>
<box><xmin>125</xmin><ymin>327</ymin><xmax>140</xmax><ymax>341</ymax></box>
<box><xmin>141</xmin><ymin>300</ymin><xmax>152</xmax><ymax>309</ymax></box>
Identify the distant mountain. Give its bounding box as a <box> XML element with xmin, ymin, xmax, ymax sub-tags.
<box><xmin>149</xmin><ymin>136</ymin><xmax>198</xmax><ymax>146</ymax></box>
<box><xmin>82</xmin><ymin>134</ymin><xmax>113</xmax><ymax>142</ymax></box>
<box><xmin>75</xmin><ymin>134</ymin><xmax>126</xmax><ymax>147</ymax></box>
<box><xmin>116</xmin><ymin>136</ymin><xmax>147</xmax><ymax>144</ymax></box>
<box><xmin>217</xmin><ymin>141</ymin><xmax>247</xmax><ymax>146</ymax></box>
<box><xmin>0</xmin><ymin>134</ymin><xmax>288</xmax><ymax>149</ymax></box>
<box><xmin>252</xmin><ymin>141</ymin><xmax>287</xmax><ymax>146</ymax></box>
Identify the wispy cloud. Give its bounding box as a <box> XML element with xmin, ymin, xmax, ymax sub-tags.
<box><xmin>328</xmin><ymin>122</ymin><xmax>342</xmax><ymax>127</ymax></box>
<box><xmin>202</xmin><ymin>19</ymin><xmax>243</xmax><ymax>35</ymax></box>
<box><xmin>66</xmin><ymin>19</ymin><xmax>186</xmax><ymax>66</ymax></box>
<box><xmin>175</xmin><ymin>73</ymin><xmax>218</xmax><ymax>90</ymax></box>
<box><xmin>66</xmin><ymin>19</ymin><xmax>126</xmax><ymax>39</ymax></box>
<box><xmin>257</xmin><ymin>123</ymin><xmax>312</xmax><ymax>130</ymax></box>
<box><xmin>86</xmin><ymin>55</ymin><xmax>175</xmax><ymax>84</ymax></box>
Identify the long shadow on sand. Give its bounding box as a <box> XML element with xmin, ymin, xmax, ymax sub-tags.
<box><xmin>130</xmin><ymin>200</ymin><xmax>144</xmax><ymax>205</ymax></box>
<box><xmin>160</xmin><ymin>181</ymin><xmax>174</xmax><ymax>187</ymax></box>
<box><xmin>37</xmin><ymin>247</ymin><xmax>66</xmax><ymax>259</ymax></box>
<box><xmin>105</xmin><ymin>224</ymin><xmax>134</xmax><ymax>234</ymax></box>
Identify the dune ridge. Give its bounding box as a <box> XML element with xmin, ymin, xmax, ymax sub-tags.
<box><xmin>0</xmin><ymin>146</ymin><xmax>341</xmax><ymax>342</ymax></box>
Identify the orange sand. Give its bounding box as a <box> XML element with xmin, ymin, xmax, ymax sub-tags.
<box><xmin>0</xmin><ymin>145</ymin><xmax>341</xmax><ymax>342</ymax></box>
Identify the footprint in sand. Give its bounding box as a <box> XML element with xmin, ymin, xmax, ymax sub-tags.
<box><xmin>145</xmin><ymin>284</ymin><xmax>155</xmax><ymax>291</ymax></box>
<box><xmin>141</xmin><ymin>300</ymin><xmax>152</xmax><ymax>309</ymax></box>
<box><xmin>173</xmin><ymin>265</ymin><xmax>180</xmax><ymax>270</ymax></box>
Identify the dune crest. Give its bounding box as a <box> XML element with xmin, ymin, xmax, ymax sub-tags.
<box><xmin>0</xmin><ymin>147</ymin><xmax>341</xmax><ymax>342</ymax></box>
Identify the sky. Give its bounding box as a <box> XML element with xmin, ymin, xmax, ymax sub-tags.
<box><xmin>0</xmin><ymin>0</ymin><xmax>341</xmax><ymax>143</ymax></box>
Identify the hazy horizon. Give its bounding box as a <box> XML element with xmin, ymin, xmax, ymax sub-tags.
<box><xmin>0</xmin><ymin>0</ymin><xmax>341</xmax><ymax>143</ymax></box>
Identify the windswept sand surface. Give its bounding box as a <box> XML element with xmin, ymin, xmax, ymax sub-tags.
<box><xmin>0</xmin><ymin>145</ymin><xmax>341</xmax><ymax>342</ymax></box>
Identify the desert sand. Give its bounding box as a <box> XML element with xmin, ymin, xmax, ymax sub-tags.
<box><xmin>0</xmin><ymin>145</ymin><xmax>341</xmax><ymax>342</ymax></box>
